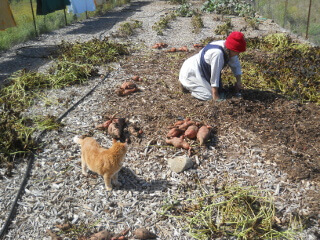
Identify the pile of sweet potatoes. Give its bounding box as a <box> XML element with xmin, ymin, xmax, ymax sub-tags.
<box><xmin>166</xmin><ymin>118</ymin><xmax>212</xmax><ymax>150</ymax></box>
<box><xmin>96</xmin><ymin>117</ymin><xmax>126</xmax><ymax>139</ymax></box>
<box><xmin>96</xmin><ymin>115</ymin><xmax>143</xmax><ymax>140</ymax></box>
<box><xmin>115</xmin><ymin>80</ymin><xmax>139</xmax><ymax>96</ymax></box>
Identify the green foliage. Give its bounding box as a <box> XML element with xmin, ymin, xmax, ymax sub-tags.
<box><xmin>0</xmin><ymin>38</ymin><xmax>129</xmax><ymax>165</ymax></box>
<box><xmin>202</xmin><ymin>0</ymin><xmax>255</xmax><ymax>17</ymax></box>
<box><xmin>175</xmin><ymin>3</ymin><xmax>195</xmax><ymax>17</ymax></box>
<box><xmin>116</xmin><ymin>20</ymin><xmax>143</xmax><ymax>37</ymax></box>
<box><xmin>254</xmin><ymin>0</ymin><xmax>320</xmax><ymax>46</ymax></box>
<box><xmin>214</xmin><ymin>19</ymin><xmax>232</xmax><ymax>36</ymax></box>
<box><xmin>161</xmin><ymin>185</ymin><xmax>301</xmax><ymax>239</ymax></box>
<box><xmin>191</xmin><ymin>14</ymin><xmax>204</xmax><ymax>34</ymax></box>
<box><xmin>34</xmin><ymin>115</ymin><xmax>62</xmax><ymax>131</ymax></box>
<box><xmin>244</xmin><ymin>17</ymin><xmax>259</xmax><ymax>30</ymax></box>
<box><xmin>0</xmin><ymin>0</ymin><xmax>130</xmax><ymax>51</ymax></box>
<box><xmin>152</xmin><ymin>12</ymin><xmax>177</xmax><ymax>35</ymax></box>
<box><xmin>168</xmin><ymin>0</ymin><xmax>188</xmax><ymax>4</ymax></box>
<box><xmin>242</xmin><ymin>34</ymin><xmax>320</xmax><ymax>104</ymax></box>
<box><xmin>57</xmin><ymin>38</ymin><xmax>129</xmax><ymax>66</ymax></box>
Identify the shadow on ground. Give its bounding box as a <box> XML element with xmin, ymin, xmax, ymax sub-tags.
<box><xmin>0</xmin><ymin>1</ymin><xmax>151</xmax><ymax>85</ymax></box>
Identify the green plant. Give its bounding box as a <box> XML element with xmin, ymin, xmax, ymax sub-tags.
<box><xmin>241</xmin><ymin>34</ymin><xmax>320</xmax><ymax>104</ymax></box>
<box><xmin>214</xmin><ymin>19</ymin><xmax>232</xmax><ymax>36</ymax></box>
<box><xmin>169</xmin><ymin>0</ymin><xmax>188</xmax><ymax>4</ymax></box>
<box><xmin>161</xmin><ymin>184</ymin><xmax>301</xmax><ymax>239</ymax></box>
<box><xmin>152</xmin><ymin>12</ymin><xmax>177</xmax><ymax>35</ymax></box>
<box><xmin>176</xmin><ymin>3</ymin><xmax>195</xmax><ymax>17</ymax></box>
<box><xmin>34</xmin><ymin>115</ymin><xmax>63</xmax><ymax>131</ymax></box>
<box><xmin>116</xmin><ymin>20</ymin><xmax>143</xmax><ymax>37</ymax></box>
<box><xmin>244</xmin><ymin>17</ymin><xmax>259</xmax><ymax>30</ymax></box>
<box><xmin>57</xmin><ymin>38</ymin><xmax>129</xmax><ymax>66</ymax></box>
<box><xmin>191</xmin><ymin>14</ymin><xmax>204</xmax><ymax>34</ymax></box>
<box><xmin>202</xmin><ymin>0</ymin><xmax>255</xmax><ymax>17</ymax></box>
<box><xmin>0</xmin><ymin>38</ymin><xmax>130</xmax><ymax>166</ymax></box>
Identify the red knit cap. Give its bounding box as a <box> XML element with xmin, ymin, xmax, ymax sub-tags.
<box><xmin>225</xmin><ymin>31</ymin><xmax>246</xmax><ymax>52</ymax></box>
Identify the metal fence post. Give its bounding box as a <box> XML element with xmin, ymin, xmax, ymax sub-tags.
<box><xmin>29</xmin><ymin>0</ymin><xmax>38</xmax><ymax>37</ymax></box>
<box><xmin>283</xmin><ymin>0</ymin><xmax>288</xmax><ymax>28</ymax></box>
<box><xmin>306</xmin><ymin>0</ymin><xmax>312</xmax><ymax>39</ymax></box>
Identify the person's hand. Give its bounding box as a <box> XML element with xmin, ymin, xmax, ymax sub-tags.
<box><xmin>212</xmin><ymin>87</ymin><xmax>220</xmax><ymax>101</ymax></box>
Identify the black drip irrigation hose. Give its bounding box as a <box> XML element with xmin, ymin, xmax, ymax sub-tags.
<box><xmin>0</xmin><ymin>72</ymin><xmax>110</xmax><ymax>239</ymax></box>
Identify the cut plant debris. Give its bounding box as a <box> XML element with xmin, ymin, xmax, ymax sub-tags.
<box><xmin>0</xmin><ymin>38</ymin><xmax>129</xmax><ymax>166</ymax></box>
<box><xmin>161</xmin><ymin>184</ymin><xmax>301</xmax><ymax>239</ymax></box>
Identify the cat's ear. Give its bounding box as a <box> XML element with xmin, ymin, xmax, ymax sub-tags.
<box><xmin>112</xmin><ymin>138</ymin><xmax>117</xmax><ymax>144</ymax></box>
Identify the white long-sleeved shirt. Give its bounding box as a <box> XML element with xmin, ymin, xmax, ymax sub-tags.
<box><xmin>179</xmin><ymin>40</ymin><xmax>242</xmax><ymax>100</ymax></box>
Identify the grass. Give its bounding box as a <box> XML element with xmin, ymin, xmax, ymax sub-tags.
<box><xmin>161</xmin><ymin>184</ymin><xmax>301</xmax><ymax>239</ymax></box>
<box><xmin>0</xmin><ymin>38</ymin><xmax>129</xmax><ymax>166</ymax></box>
<box><xmin>0</xmin><ymin>0</ymin><xmax>130</xmax><ymax>51</ymax></box>
<box><xmin>253</xmin><ymin>0</ymin><xmax>320</xmax><ymax>45</ymax></box>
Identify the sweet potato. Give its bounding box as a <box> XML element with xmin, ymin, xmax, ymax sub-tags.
<box><xmin>166</xmin><ymin>127</ymin><xmax>184</xmax><ymax>138</ymax></box>
<box><xmin>197</xmin><ymin>125</ymin><xmax>212</xmax><ymax>145</ymax></box>
<box><xmin>166</xmin><ymin>47</ymin><xmax>177</xmax><ymax>52</ymax></box>
<box><xmin>174</xmin><ymin>120</ymin><xmax>185</xmax><ymax>126</ymax></box>
<box><xmin>193</xmin><ymin>43</ymin><xmax>204</xmax><ymax>48</ymax></box>
<box><xmin>166</xmin><ymin>136</ymin><xmax>190</xmax><ymax>150</ymax></box>
<box><xmin>108</xmin><ymin>123</ymin><xmax>121</xmax><ymax>139</ymax></box>
<box><xmin>96</xmin><ymin>119</ymin><xmax>112</xmax><ymax>130</ymax></box>
<box><xmin>115</xmin><ymin>87</ymin><xmax>138</xmax><ymax>96</ymax></box>
<box><xmin>167</xmin><ymin>119</ymin><xmax>186</xmax><ymax>129</ymax></box>
<box><xmin>107</xmin><ymin>118</ymin><xmax>125</xmax><ymax>139</ymax></box>
<box><xmin>184</xmin><ymin>125</ymin><xmax>198</xmax><ymax>139</ymax></box>
<box><xmin>131</xmin><ymin>75</ymin><xmax>140</xmax><ymax>81</ymax></box>
<box><xmin>178</xmin><ymin>120</ymin><xmax>195</xmax><ymax>131</ymax></box>
<box><xmin>120</xmin><ymin>81</ymin><xmax>136</xmax><ymax>89</ymax></box>
<box><xmin>134</xmin><ymin>228</ymin><xmax>157</xmax><ymax>240</ymax></box>
<box><xmin>178</xmin><ymin>46</ymin><xmax>188</xmax><ymax>52</ymax></box>
<box><xmin>152</xmin><ymin>42</ymin><xmax>167</xmax><ymax>49</ymax></box>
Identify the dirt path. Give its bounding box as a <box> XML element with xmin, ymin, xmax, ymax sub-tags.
<box><xmin>0</xmin><ymin>1</ymin><xmax>319</xmax><ymax>239</ymax></box>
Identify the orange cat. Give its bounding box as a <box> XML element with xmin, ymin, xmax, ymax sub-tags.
<box><xmin>73</xmin><ymin>136</ymin><xmax>127</xmax><ymax>191</ymax></box>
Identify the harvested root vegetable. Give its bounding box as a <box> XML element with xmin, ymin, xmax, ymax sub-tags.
<box><xmin>184</xmin><ymin>125</ymin><xmax>199</xmax><ymax>139</ymax></box>
<box><xmin>128</xmin><ymin>124</ymin><xmax>143</xmax><ymax>137</ymax></box>
<box><xmin>134</xmin><ymin>228</ymin><xmax>157</xmax><ymax>239</ymax></box>
<box><xmin>193</xmin><ymin>43</ymin><xmax>204</xmax><ymax>48</ymax></box>
<box><xmin>131</xmin><ymin>75</ymin><xmax>140</xmax><ymax>81</ymax></box>
<box><xmin>116</xmin><ymin>88</ymin><xmax>138</xmax><ymax>96</ymax></box>
<box><xmin>166</xmin><ymin>136</ymin><xmax>190</xmax><ymax>150</ymax></box>
<box><xmin>152</xmin><ymin>42</ymin><xmax>168</xmax><ymax>49</ymax></box>
<box><xmin>166</xmin><ymin>127</ymin><xmax>184</xmax><ymax>138</ymax></box>
<box><xmin>166</xmin><ymin>47</ymin><xmax>177</xmax><ymax>52</ymax></box>
<box><xmin>90</xmin><ymin>230</ymin><xmax>112</xmax><ymax>240</ymax></box>
<box><xmin>167</xmin><ymin>119</ymin><xmax>185</xmax><ymax>129</ymax></box>
<box><xmin>108</xmin><ymin>123</ymin><xmax>121</xmax><ymax>139</ymax></box>
<box><xmin>197</xmin><ymin>125</ymin><xmax>212</xmax><ymax>145</ymax></box>
<box><xmin>132</xmin><ymin>75</ymin><xmax>142</xmax><ymax>81</ymax></box>
<box><xmin>174</xmin><ymin>120</ymin><xmax>185</xmax><ymax>126</ymax></box>
<box><xmin>178</xmin><ymin>46</ymin><xmax>188</xmax><ymax>52</ymax></box>
<box><xmin>96</xmin><ymin>119</ymin><xmax>112</xmax><ymax>130</ymax></box>
<box><xmin>178</xmin><ymin>120</ymin><xmax>195</xmax><ymax>131</ymax></box>
<box><xmin>121</xmin><ymin>81</ymin><xmax>136</xmax><ymax>89</ymax></box>
<box><xmin>107</xmin><ymin>118</ymin><xmax>125</xmax><ymax>139</ymax></box>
